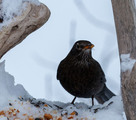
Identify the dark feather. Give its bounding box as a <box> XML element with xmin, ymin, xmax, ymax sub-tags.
<box><xmin>57</xmin><ymin>40</ymin><xmax>115</xmax><ymax>104</ymax></box>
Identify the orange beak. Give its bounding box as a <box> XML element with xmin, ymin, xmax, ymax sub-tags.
<box><xmin>84</xmin><ymin>44</ymin><xmax>94</xmax><ymax>49</ymax></box>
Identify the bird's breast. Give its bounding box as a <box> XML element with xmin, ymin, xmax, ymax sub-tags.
<box><xmin>58</xmin><ymin>58</ymin><xmax>105</xmax><ymax>97</ymax></box>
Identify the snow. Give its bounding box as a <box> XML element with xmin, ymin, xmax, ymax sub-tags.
<box><xmin>123</xmin><ymin>112</ymin><xmax>127</xmax><ymax>120</ymax></box>
<box><xmin>120</xmin><ymin>54</ymin><xmax>136</xmax><ymax>72</ymax></box>
<box><xmin>0</xmin><ymin>116</ymin><xmax>7</xmax><ymax>120</ymax></box>
<box><xmin>0</xmin><ymin>0</ymin><xmax>40</xmax><ymax>28</ymax></box>
<box><xmin>0</xmin><ymin>61</ymin><xmax>125</xmax><ymax>119</ymax></box>
<box><xmin>0</xmin><ymin>61</ymin><xmax>32</xmax><ymax>107</ymax></box>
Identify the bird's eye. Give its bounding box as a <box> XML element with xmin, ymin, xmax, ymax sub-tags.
<box><xmin>76</xmin><ymin>43</ymin><xmax>80</xmax><ymax>49</ymax></box>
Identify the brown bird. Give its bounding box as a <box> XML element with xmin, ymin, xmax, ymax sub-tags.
<box><xmin>57</xmin><ymin>40</ymin><xmax>115</xmax><ymax>105</ymax></box>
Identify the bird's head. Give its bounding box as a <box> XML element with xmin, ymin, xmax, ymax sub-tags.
<box><xmin>74</xmin><ymin>40</ymin><xmax>94</xmax><ymax>51</ymax></box>
<box><xmin>69</xmin><ymin>40</ymin><xmax>94</xmax><ymax>56</ymax></box>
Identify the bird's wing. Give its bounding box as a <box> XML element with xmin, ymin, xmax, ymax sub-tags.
<box><xmin>89</xmin><ymin>59</ymin><xmax>106</xmax><ymax>83</ymax></box>
<box><xmin>57</xmin><ymin>60</ymin><xmax>65</xmax><ymax>80</ymax></box>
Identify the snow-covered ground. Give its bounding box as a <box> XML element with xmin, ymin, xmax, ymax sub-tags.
<box><xmin>0</xmin><ymin>61</ymin><xmax>125</xmax><ymax>119</ymax></box>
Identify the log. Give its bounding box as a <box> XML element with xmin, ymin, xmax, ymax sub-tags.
<box><xmin>0</xmin><ymin>1</ymin><xmax>50</xmax><ymax>58</ymax></box>
<box><xmin>111</xmin><ymin>0</ymin><xmax>136</xmax><ymax>119</ymax></box>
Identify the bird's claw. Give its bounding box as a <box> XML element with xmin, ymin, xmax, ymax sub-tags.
<box><xmin>89</xmin><ymin>101</ymin><xmax>114</xmax><ymax>113</ymax></box>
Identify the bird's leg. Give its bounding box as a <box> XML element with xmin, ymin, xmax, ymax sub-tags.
<box><xmin>88</xmin><ymin>96</ymin><xmax>95</xmax><ymax>109</ymax></box>
<box><xmin>71</xmin><ymin>96</ymin><xmax>76</xmax><ymax>104</ymax></box>
<box><xmin>92</xmin><ymin>95</ymin><xmax>94</xmax><ymax>106</ymax></box>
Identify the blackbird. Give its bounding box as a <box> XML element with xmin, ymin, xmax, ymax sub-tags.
<box><xmin>57</xmin><ymin>40</ymin><xmax>115</xmax><ymax>105</ymax></box>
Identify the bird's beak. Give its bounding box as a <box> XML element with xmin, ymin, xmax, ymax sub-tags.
<box><xmin>84</xmin><ymin>44</ymin><xmax>94</xmax><ymax>49</ymax></box>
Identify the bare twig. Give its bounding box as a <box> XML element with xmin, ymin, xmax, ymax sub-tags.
<box><xmin>74</xmin><ymin>0</ymin><xmax>113</xmax><ymax>33</ymax></box>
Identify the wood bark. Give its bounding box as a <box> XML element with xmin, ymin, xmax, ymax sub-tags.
<box><xmin>0</xmin><ymin>1</ymin><xmax>50</xmax><ymax>59</ymax></box>
<box><xmin>111</xmin><ymin>0</ymin><xmax>136</xmax><ymax>120</ymax></box>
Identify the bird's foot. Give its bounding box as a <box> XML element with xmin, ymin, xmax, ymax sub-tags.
<box><xmin>71</xmin><ymin>102</ymin><xmax>75</xmax><ymax>105</ymax></box>
<box><xmin>88</xmin><ymin>105</ymin><xmax>93</xmax><ymax>109</ymax></box>
<box><xmin>89</xmin><ymin>101</ymin><xmax>114</xmax><ymax>113</ymax></box>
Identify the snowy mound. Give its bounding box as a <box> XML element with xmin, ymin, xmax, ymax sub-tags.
<box><xmin>0</xmin><ymin>61</ymin><xmax>32</xmax><ymax>107</ymax></box>
<box><xmin>0</xmin><ymin>61</ymin><xmax>125</xmax><ymax>120</ymax></box>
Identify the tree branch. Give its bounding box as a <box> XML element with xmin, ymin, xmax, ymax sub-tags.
<box><xmin>0</xmin><ymin>2</ymin><xmax>50</xmax><ymax>59</ymax></box>
<box><xmin>111</xmin><ymin>0</ymin><xmax>136</xmax><ymax>119</ymax></box>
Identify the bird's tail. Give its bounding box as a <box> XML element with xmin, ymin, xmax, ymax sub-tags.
<box><xmin>95</xmin><ymin>84</ymin><xmax>115</xmax><ymax>104</ymax></box>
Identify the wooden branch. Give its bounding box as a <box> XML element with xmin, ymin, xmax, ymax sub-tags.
<box><xmin>111</xmin><ymin>0</ymin><xmax>136</xmax><ymax>119</ymax></box>
<box><xmin>0</xmin><ymin>2</ymin><xmax>50</xmax><ymax>59</ymax></box>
